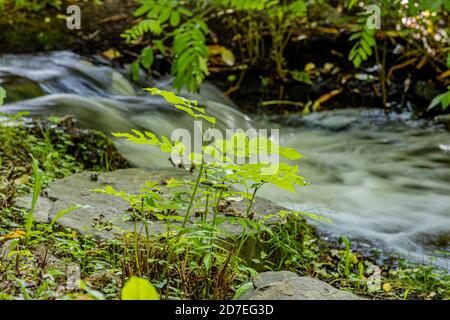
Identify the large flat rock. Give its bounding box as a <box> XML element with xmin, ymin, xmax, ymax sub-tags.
<box><xmin>15</xmin><ymin>168</ymin><xmax>286</xmax><ymax>240</ymax></box>
<box><xmin>239</xmin><ymin>271</ymin><xmax>364</xmax><ymax>300</ymax></box>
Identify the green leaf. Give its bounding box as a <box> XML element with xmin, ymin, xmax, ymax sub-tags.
<box><xmin>178</xmin><ymin>7</ymin><xmax>193</xmax><ymax>17</ymax></box>
<box><xmin>278</xmin><ymin>146</ymin><xmax>303</xmax><ymax>160</ymax></box>
<box><xmin>0</xmin><ymin>87</ymin><xmax>6</xmax><ymax>105</ymax></box>
<box><xmin>291</xmin><ymin>70</ymin><xmax>312</xmax><ymax>84</ymax></box>
<box><xmin>121</xmin><ymin>277</ymin><xmax>160</xmax><ymax>300</ymax></box>
<box><xmin>428</xmin><ymin>89</ymin><xmax>450</xmax><ymax>110</ymax></box>
<box><xmin>147</xmin><ymin>4</ymin><xmax>161</xmax><ymax>18</ymax></box>
<box><xmin>79</xmin><ymin>280</ymin><xmax>105</xmax><ymax>300</ymax></box>
<box><xmin>198</xmin><ymin>114</ymin><xmax>216</xmax><ymax>124</ymax></box>
<box><xmin>348</xmin><ymin>18</ymin><xmax>376</xmax><ymax>68</ymax></box>
<box><xmin>175</xmin><ymin>104</ymin><xmax>197</xmax><ymax>117</ymax></box>
<box><xmin>348</xmin><ymin>0</ymin><xmax>358</xmax><ymax>9</ymax></box>
<box><xmin>289</xmin><ymin>0</ymin><xmax>306</xmax><ymax>16</ymax></box>
<box><xmin>112</xmin><ymin>130</ymin><xmax>158</xmax><ymax>145</ymax></box>
<box><xmin>171</xmin><ymin>19</ymin><xmax>209</xmax><ymax>92</ymax></box>
<box><xmin>170</xmin><ymin>10</ymin><xmax>181</xmax><ymax>27</ymax></box>
<box><xmin>49</xmin><ymin>205</ymin><xmax>82</xmax><ymax>228</ymax></box>
<box><xmin>134</xmin><ymin>4</ymin><xmax>151</xmax><ymax>17</ymax></box>
<box><xmin>220</xmin><ymin>48</ymin><xmax>235</xmax><ymax>66</ymax></box>
<box><xmin>144</xmin><ymin>131</ymin><xmax>161</xmax><ymax>144</ymax></box>
<box><xmin>26</xmin><ymin>156</ymin><xmax>42</xmax><ymax>242</ymax></box>
<box><xmin>441</xmin><ymin>91</ymin><xmax>450</xmax><ymax>110</ymax></box>
<box><xmin>140</xmin><ymin>46</ymin><xmax>154</xmax><ymax>69</ymax></box>
<box><xmin>160</xmin><ymin>136</ymin><xmax>173</xmax><ymax>152</ymax></box>
<box><xmin>153</xmin><ymin>40</ymin><xmax>166</xmax><ymax>55</ymax></box>
<box><xmin>131</xmin><ymin>61</ymin><xmax>140</xmax><ymax>82</ymax></box>
<box><xmin>159</xmin><ymin>6</ymin><xmax>171</xmax><ymax>23</ymax></box>
<box><xmin>146</xmin><ymin>88</ymin><xmax>186</xmax><ymax>105</ymax></box>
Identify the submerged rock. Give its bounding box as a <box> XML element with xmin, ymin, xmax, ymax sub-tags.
<box><xmin>239</xmin><ymin>271</ymin><xmax>364</xmax><ymax>300</ymax></box>
<box><xmin>15</xmin><ymin>168</ymin><xmax>286</xmax><ymax>240</ymax></box>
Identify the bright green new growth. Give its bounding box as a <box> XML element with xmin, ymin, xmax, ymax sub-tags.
<box><xmin>0</xmin><ymin>86</ymin><xmax>6</xmax><ymax>105</ymax></box>
<box><xmin>348</xmin><ymin>17</ymin><xmax>376</xmax><ymax>68</ymax></box>
<box><xmin>429</xmin><ymin>87</ymin><xmax>450</xmax><ymax>111</ymax></box>
<box><xmin>25</xmin><ymin>156</ymin><xmax>42</xmax><ymax>243</ymax></box>
<box><xmin>122</xmin><ymin>0</ymin><xmax>209</xmax><ymax>91</ymax></box>
<box><xmin>107</xmin><ymin>88</ymin><xmax>308</xmax><ymax>298</ymax></box>
<box><xmin>112</xmin><ymin>88</ymin><xmax>306</xmax><ymax>230</ymax></box>
<box><xmin>113</xmin><ymin>88</ymin><xmax>306</xmax><ymax>195</ymax></box>
<box><xmin>123</xmin><ymin>0</ymin><xmax>308</xmax><ymax>91</ymax></box>
<box><xmin>0</xmin><ymin>0</ymin><xmax>62</xmax><ymax>12</ymax></box>
<box><xmin>121</xmin><ymin>276</ymin><xmax>160</xmax><ymax>300</ymax></box>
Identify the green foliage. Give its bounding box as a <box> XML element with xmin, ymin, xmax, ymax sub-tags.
<box><xmin>291</xmin><ymin>70</ymin><xmax>312</xmax><ymax>84</ymax></box>
<box><xmin>429</xmin><ymin>87</ymin><xmax>450</xmax><ymax>111</ymax></box>
<box><xmin>348</xmin><ymin>19</ymin><xmax>376</xmax><ymax>68</ymax></box>
<box><xmin>121</xmin><ymin>0</ymin><xmax>190</xmax><ymax>41</ymax></box>
<box><xmin>0</xmin><ymin>0</ymin><xmax>102</xmax><ymax>12</ymax></box>
<box><xmin>249</xmin><ymin>213</ymin><xmax>320</xmax><ymax>271</ymax></box>
<box><xmin>346</xmin><ymin>1</ymin><xmax>449</xmax><ymax>111</ymax></box>
<box><xmin>1</xmin><ymin>103</ymin><xmax>449</xmax><ymax>299</ymax></box>
<box><xmin>218</xmin><ymin>0</ymin><xmax>276</xmax><ymax>11</ymax></box>
<box><xmin>123</xmin><ymin>19</ymin><xmax>163</xmax><ymax>40</ymax></box>
<box><xmin>122</xmin><ymin>0</ymin><xmax>208</xmax><ymax>91</ymax></box>
<box><xmin>95</xmin><ymin>183</ymin><xmax>181</xmax><ymax>222</ymax></box>
<box><xmin>265</xmin><ymin>0</ymin><xmax>307</xmax><ymax>79</ymax></box>
<box><xmin>172</xmin><ymin>19</ymin><xmax>209</xmax><ymax>92</ymax></box>
<box><xmin>339</xmin><ymin>236</ymin><xmax>352</xmax><ymax>277</ymax></box>
<box><xmin>0</xmin><ymin>0</ymin><xmax>62</xmax><ymax>12</ymax></box>
<box><xmin>124</xmin><ymin>0</ymin><xmax>309</xmax><ymax>90</ymax></box>
<box><xmin>429</xmin><ymin>54</ymin><xmax>450</xmax><ymax>111</ymax></box>
<box><xmin>25</xmin><ymin>156</ymin><xmax>42</xmax><ymax>243</ymax></box>
<box><xmin>389</xmin><ymin>260</ymin><xmax>450</xmax><ymax>299</ymax></box>
<box><xmin>125</xmin><ymin>15</ymin><xmax>209</xmax><ymax>91</ymax></box>
<box><xmin>0</xmin><ymin>87</ymin><xmax>6</xmax><ymax>105</ymax></box>
<box><xmin>0</xmin><ymin>117</ymin><xmax>77</xmax><ymax>186</ymax></box>
<box><xmin>417</xmin><ymin>0</ymin><xmax>450</xmax><ymax>12</ymax></box>
<box><xmin>109</xmin><ymin>88</ymin><xmax>308</xmax><ymax>298</ymax></box>
<box><xmin>347</xmin><ymin>0</ymin><xmax>358</xmax><ymax>10</ymax></box>
<box><xmin>217</xmin><ymin>0</ymin><xmax>307</xmax><ymax>79</ymax></box>
<box><xmin>114</xmin><ymin>89</ymin><xmax>306</xmax><ymax>197</ymax></box>
<box><xmin>0</xmin><ymin>116</ymin><xmax>126</xmax><ymax>300</ymax></box>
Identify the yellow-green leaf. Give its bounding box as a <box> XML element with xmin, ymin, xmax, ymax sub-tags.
<box><xmin>121</xmin><ymin>277</ymin><xmax>160</xmax><ymax>300</ymax></box>
<box><xmin>278</xmin><ymin>146</ymin><xmax>303</xmax><ymax>160</ymax></box>
<box><xmin>0</xmin><ymin>87</ymin><xmax>6</xmax><ymax>105</ymax></box>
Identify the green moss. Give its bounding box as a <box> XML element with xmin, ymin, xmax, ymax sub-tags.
<box><xmin>0</xmin><ymin>115</ymin><xmax>127</xmax><ymax>188</ymax></box>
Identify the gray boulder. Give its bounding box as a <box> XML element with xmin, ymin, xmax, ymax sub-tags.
<box><xmin>15</xmin><ymin>168</ymin><xmax>286</xmax><ymax>240</ymax></box>
<box><xmin>239</xmin><ymin>271</ymin><xmax>364</xmax><ymax>300</ymax></box>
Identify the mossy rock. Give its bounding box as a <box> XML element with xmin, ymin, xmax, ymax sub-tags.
<box><xmin>15</xmin><ymin>168</ymin><xmax>288</xmax><ymax>240</ymax></box>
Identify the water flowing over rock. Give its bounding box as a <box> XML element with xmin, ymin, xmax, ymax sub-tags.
<box><xmin>239</xmin><ymin>271</ymin><xmax>364</xmax><ymax>300</ymax></box>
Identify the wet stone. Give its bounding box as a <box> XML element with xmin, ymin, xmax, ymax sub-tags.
<box><xmin>239</xmin><ymin>271</ymin><xmax>365</xmax><ymax>300</ymax></box>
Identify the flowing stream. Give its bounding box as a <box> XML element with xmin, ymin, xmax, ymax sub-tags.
<box><xmin>1</xmin><ymin>51</ymin><xmax>449</xmax><ymax>269</ymax></box>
